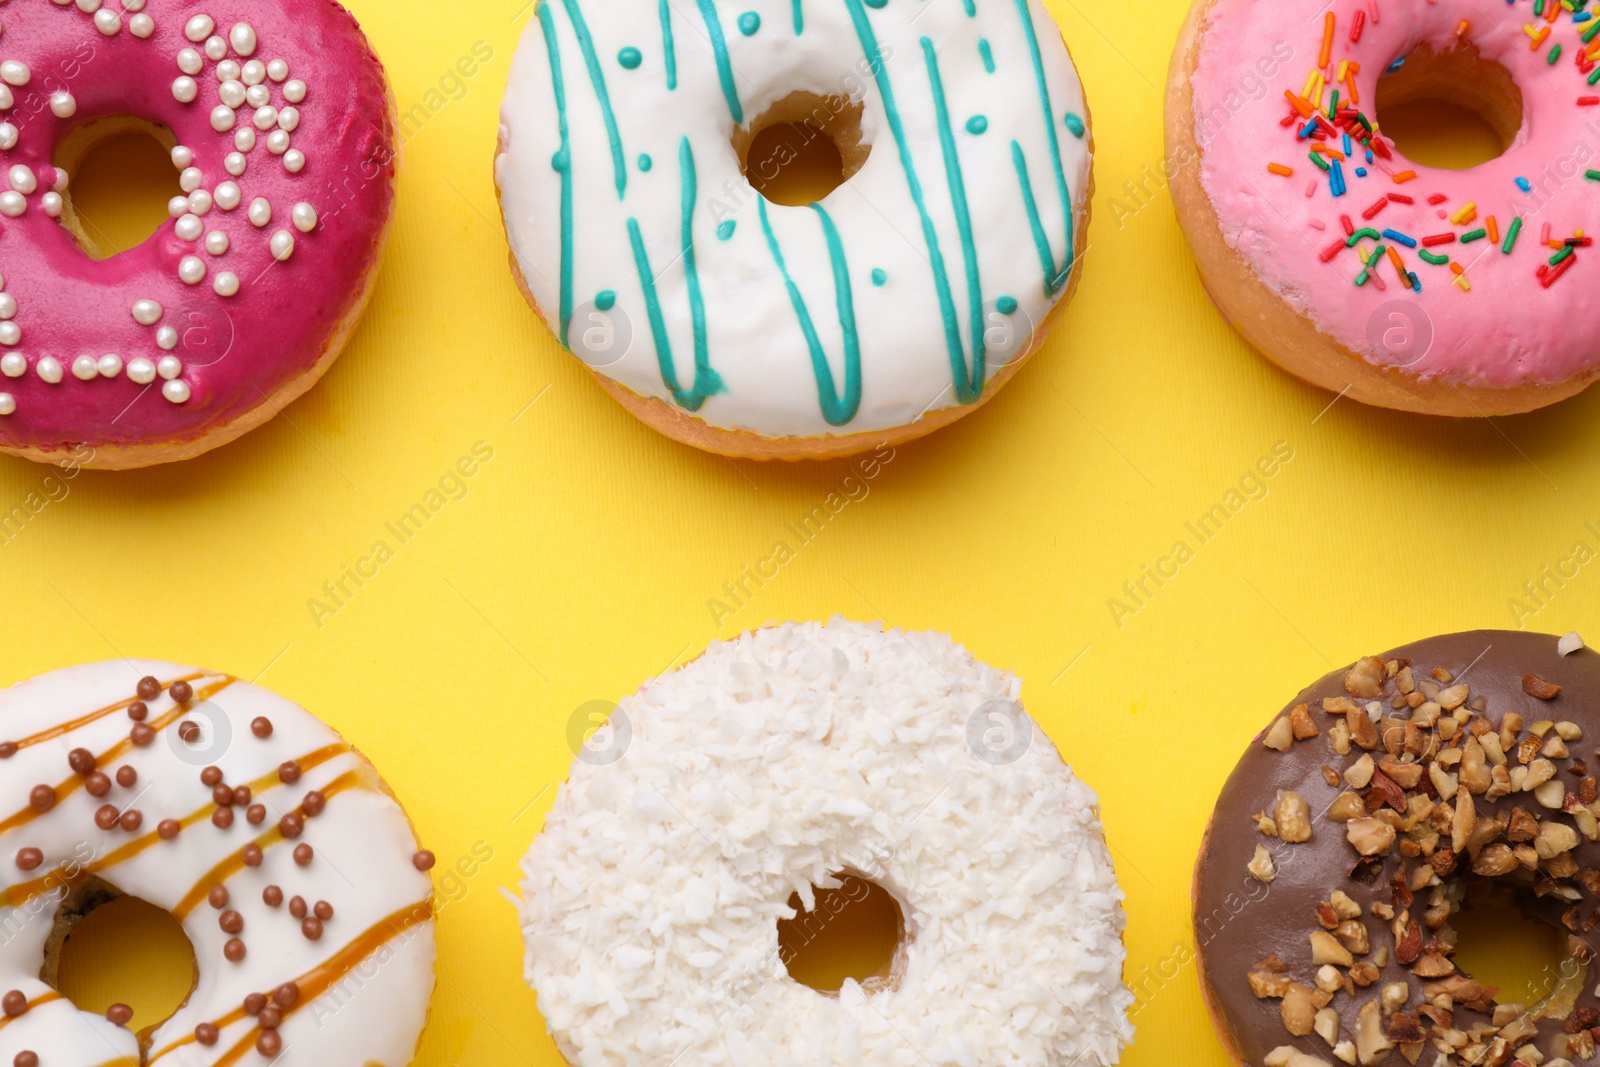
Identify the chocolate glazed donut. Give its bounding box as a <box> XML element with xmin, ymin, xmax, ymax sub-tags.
<box><xmin>1194</xmin><ymin>630</ymin><xmax>1600</xmax><ymax>1067</ymax></box>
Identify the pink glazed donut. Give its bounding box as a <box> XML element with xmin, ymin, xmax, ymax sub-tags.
<box><xmin>1168</xmin><ymin>0</ymin><xmax>1600</xmax><ymax>416</ymax></box>
<box><xmin>0</xmin><ymin>0</ymin><xmax>395</xmax><ymax>468</ymax></box>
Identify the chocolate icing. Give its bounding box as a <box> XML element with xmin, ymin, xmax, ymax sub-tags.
<box><xmin>1195</xmin><ymin>630</ymin><xmax>1600</xmax><ymax>1066</ymax></box>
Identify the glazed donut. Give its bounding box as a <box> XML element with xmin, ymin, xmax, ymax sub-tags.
<box><xmin>1167</xmin><ymin>1</ymin><xmax>1600</xmax><ymax>416</ymax></box>
<box><xmin>0</xmin><ymin>660</ymin><xmax>435</xmax><ymax>1064</ymax></box>
<box><xmin>0</xmin><ymin>0</ymin><xmax>396</xmax><ymax>469</ymax></box>
<box><xmin>1194</xmin><ymin>630</ymin><xmax>1600</xmax><ymax>1067</ymax></box>
<box><xmin>496</xmin><ymin>0</ymin><xmax>1092</xmax><ymax>459</ymax></box>
<box><xmin>520</xmin><ymin>619</ymin><xmax>1132</xmax><ymax>1066</ymax></box>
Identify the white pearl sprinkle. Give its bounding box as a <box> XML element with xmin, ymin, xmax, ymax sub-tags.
<box><xmin>0</xmin><ymin>274</ymin><xmax>6</xmax><ymax>291</ymax></box>
<box><xmin>0</xmin><ymin>393</ymin><xmax>13</xmax><ymax>416</ymax></box>
<box><xmin>93</xmin><ymin>8</ymin><xmax>120</xmax><ymax>35</ymax></box>
<box><xmin>252</xmin><ymin>105</ymin><xmax>277</xmax><ymax>131</ymax></box>
<box><xmin>7</xmin><ymin>164</ymin><xmax>33</xmax><ymax>194</ymax></box>
<box><xmin>179</xmin><ymin>166</ymin><xmax>202</xmax><ymax>193</ymax></box>
<box><xmin>71</xmin><ymin>355</ymin><xmax>97</xmax><ymax>381</ymax></box>
<box><xmin>230</xmin><ymin>23</ymin><xmax>256</xmax><ymax>57</ymax></box>
<box><xmin>36</xmin><ymin>357</ymin><xmax>61</xmax><ymax>384</ymax></box>
<box><xmin>97</xmin><ymin>353</ymin><xmax>122</xmax><ymax>378</ymax></box>
<box><xmin>242</xmin><ymin>61</ymin><xmax>265</xmax><ymax>86</ymax></box>
<box><xmin>0</xmin><ymin>62</ymin><xmax>29</xmax><ymax>87</ymax></box>
<box><xmin>131</xmin><ymin>299</ymin><xmax>163</xmax><ymax>325</ymax></box>
<box><xmin>167</xmin><ymin>195</ymin><xmax>190</xmax><ymax>218</ymax></box>
<box><xmin>184</xmin><ymin>14</ymin><xmax>214</xmax><ymax>42</ymax></box>
<box><xmin>0</xmin><ymin>353</ymin><xmax>22</xmax><ymax>377</ymax></box>
<box><xmin>245</xmin><ymin>83</ymin><xmax>269</xmax><ymax>108</ymax></box>
<box><xmin>40</xmin><ymin>192</ymin><xmax>60</xmax><ymax>217</ymax></box>
<box><xmin>124</xmin><ymin>0</ymin><xmax>147</xmax><ymax>11</ymax></box>
<box><xmin>172</xmin><ymin>77</ymin><xmax>198</xmax><ymax>104</ymax></box>
<box><xmin>204</xmin><ymin>230</ymin><xmax>229</xmax><ymax>255</ymax></box>
<box><xmin>283</xmin><ymin>150</ymin><xmax>305</xmax><ymax>174</ymax></box>
<box><xmin>204</xmin><ymin>36</ymin><xmax>226</xmax><ymax>61</ymax></box>
<box><xmin>248</xmin><ymin>198</ymin><xmax>271</xmax><ymax>227</ymax></box>
<box><xmin>283</xmin><ymin>80</ymin><xmax>305</xmax><ymax>104</ymax></box>
<box><xmin>178</xmin><ymin>256</ymin><xmax>206</xmax><ymax>284</ymax></box>
<box><xmin>267</xmin><ymin>59</ymin><xmax>288</xmax><ymax>82</ymax></box>
<box><xmin>213</xmin><ymin>271</ymin><xmax>239</xmax><ymax>297</ymax></box>
<box><xmin>277</xmin><ymin>106</ymin><xmax>300</xmax><ymax>133</ymax></box>
<box><xmin>177</xmin><ymin>48</ymin><xmax>203</xmax><ymax>75</ymax></box>
<box><xmin>224</xmin><ymin>152</ymin><xmax>246</xmax><ymax>177</ymax></box>
<box><xmin>156</xmin><ymin>327</ymin><xmax>178</xmax><ymax>351</ymax></box>
<box><xmin>0</xmin><ymin>321</ymin><xmax>18</xmax><ymax>345</ymax></box>
<box><xmin>0</xmin><ymin>295</ymin><xmax>12</xmax><ymax>320</ymax></box>
<box><xmin>162</xmin><ymin>379</ymin><xmax>191</xmax><ymax>404</ymax></box>
<box><xmin>291</xmin><ymin>202</ymin><xmax>316</xmax><ymax>233</ymax></box>
<box><xmin>187</xmin><ymin>190</ymin><xmax>213</xmax><ymax>215</ymax></box>
<box><xmin>129</xmin><ymin>13</ymin><xmax>154</xmax><ymax>38</ymax></box>
<box><xmin>76</xmin><ymin>0</ymin><xmax>102</xmax><ymax>13</ymax></box>
<box><xmin>0</xmin><ymin>125</ymin><xmax>15</xmax><ymax>152</ymax></box>
<box><xmin>214</xmin><ymin>181</ymin><xmax>240</xmax><ymax>210</ymax></box>
<box><xmin>219</xmin><ymin>80</ymin><xmax>245</xmax><ymax>109</ymax></box>
<box><xmin>209</xmin><ymin>105</ymin><xmax>234</xmax><ymax>132</ymax></box>
<box><xmin>127</xmin><ymin>357</ymin><xmax>155</xmax><ymax>384</ymax></box>
<box><xmin>174</xmin><ymin>213</ymin><xmax>202</xmax><ymax>240</ymax></box>
<box><xmin>266</xmin><ymin>130</ymin><xmax>288</xmax><ymax>155</ymax></box>
<box><xmin>0</xmin><ymin>191</ymin><xmax>24</xmax><ymax>217</ymax></box>
<box><xmin>216</xmin><ymin>60</ymin><xmax>240</xmax><ymax>83</ymax></box>
<box><xmin>270</xmin><ymin>230</ymin><xmax>294</xmax><ymax>261</ymax></box>
<box><xmin>234</xmin><ymin>127</ymin><xmax>256</xmax><ymax>152</ymax></box>
<box><xmin>0</xmin><ymin>87</ymin><xmax>12</xmax><ymax>110</ymax></box>
<box><xmin>49</xmin><ymin>91</ymin><xmax>75</xmax><ymax>118</ymax></box>
<box><xmin>52</xmin><ymin>169</ymin><xmax>67</xmax><ymax>193</ymax></box>
<box><xmin>157</xmin><ymin>356</ymin><xmax>181</xmax><ymax>380</ymax></box>
<box><xmin>171</xmin><ymin>145</ymin><xmax>194</xmax><ymax>169</ymax></box>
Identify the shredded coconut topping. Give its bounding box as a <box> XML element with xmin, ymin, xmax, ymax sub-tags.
<box><xmin>520</xmin><ymin>618</ymin><xmax>1133</xmax><ymax>1067</ymax></box>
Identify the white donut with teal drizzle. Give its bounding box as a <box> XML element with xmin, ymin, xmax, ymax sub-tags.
<box><xmin>496</xmin><ymin>0</ymin><xmax>1092</xmax><ymax>455</ymax></box>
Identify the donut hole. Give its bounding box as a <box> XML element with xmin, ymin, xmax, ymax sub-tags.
<box><xmin>777</xmin><ymin>871</ymin><xmax>906</xmax><ymax>994</ymax></box>
<box><xmin>733</xmin><ymin>92</ymin><xmax>868</xmax><ymax>207</ymax></box>
<box><xmin>53</xmin><ymin>117</ymin><xmax>183</xmax><ymax>260</ymax></box>
<box><xmin>1449</xmin><ymin>885</ymin><xmax>1574</xmax><ymax>1010</ymax></box>
<box><xmin>46</xmin><ymin>878</ymin><xmax>198</xmax><ymax>1036</ymax></box>
<box><xmin>1375</xmin><ymin>44</ymin><xmax>1522</xmax><ymax>170</ymax></box>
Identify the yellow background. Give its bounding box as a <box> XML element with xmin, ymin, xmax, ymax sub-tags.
<box><xmin>9</xmin><ymin>0</ymin><xmax>1600</xmax><ymax>1062</ymax></box>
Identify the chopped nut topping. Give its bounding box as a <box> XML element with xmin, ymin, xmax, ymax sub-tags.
<box><xmin>1310</xmin><ymin>930</ymin><xmax>1355</xmax><ymax>967</ymax></box>
<box><xmin>1282</xmin><ymin>983</ymin><xmax>1317</xmax><ymax>1036</ymax></box>
<box><xmin>1346</xmin><ymin>656</ymin><xmax>1387</xmax><ymax>699</ymax></box>
<box><xmin>1275</xmin><ymin>790</ymin><xmax>1313</xmax><ymax>843</ymax></box>
<box><xmin>1346</xmin><ymin>817</ymin><xmax>1396</xmax><ymax>856</ymax></box>
<box><xmin>1248</xmin><ymin>843</ymin><xmax>1277</xmax><ymax>883</ymax></box>
<box><xmin>1264</xmin><ymin>716</ymin><xmax>1294</xmax><ymax>751</ymax></box>
<box><xmin>1524</xmin><ymin>674</ymin><xmax>1563</xmax><ymax>701</ymax></box>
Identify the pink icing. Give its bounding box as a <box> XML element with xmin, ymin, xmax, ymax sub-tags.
<box><xmin>0</xmin><ymin>0</ymin><xmax>394</xmax><ymax>456</ymax></box>
<box><xmin>1188</xmin><ymin>0</ymin><xmax>1600</xmax><ymax>388</ymax></box>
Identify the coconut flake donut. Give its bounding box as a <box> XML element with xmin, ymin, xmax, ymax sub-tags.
<box><xmin>497</xmin><ymin>0</ymin><xmax>1092</xmax><ymax>460</ymax></box>
<box><xmin>1194</xmin><ymin>630</ymin><xmax>1600</xmax><ymax>1067</ymax></box>
<box><xmin>520</xmin><ymin>619</ymin><xmax>1132</xmax><ymax>1066</ymax></box>
<box><xmin>0</xmin><ymin>0</ymin><xmax>396</xmax><ymax>469</ymax></box>
<box><xmin>0</xmin><ymin>660</ymin><xmax>435</xmax><ymax>1065</ymax></box>
<box><xmin>1168</xmin><ymin>0</ymin><xmax>1600</xmax><ymax>416</ymax></box>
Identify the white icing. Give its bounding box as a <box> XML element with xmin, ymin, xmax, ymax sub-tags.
<box><xmin>497</xmin><ymin>0</ymin><xmax>1091</xmax><ymax>439</ymax></box>
<box><xmin>0</xmin><ymin>660</ymin><xmax>435</xmax><ymax>1066</ymax></box>
<box><xmin>521</xmin><ymin>619</ymin><xmax>1132</xmax><ymax>1067</ymax></box>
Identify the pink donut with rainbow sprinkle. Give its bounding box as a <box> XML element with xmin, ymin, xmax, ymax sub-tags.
<box><xmin>0</xmin><ymin>0</ymin><xmax>395</xmax><ymax>468</ymax></box>
<box><xmin>1168</xmin><ymin>0</ymin><xmax>1600</xmax><ymax>416</ymax></box>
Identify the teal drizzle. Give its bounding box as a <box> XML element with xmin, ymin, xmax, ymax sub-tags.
<box><xmin>658</xmin><ymin>0</ymin><xmax>677</xmax><ymax>89</ymax></box>
<box><xmin>922</xmin><ymin>37</ymin><xmax>984</xmax><ymax>395</ymax></box>
<box><xmin>792</xmin><ymin>0</ymin><xmax>803</xmax><ymax>33</ymax></box>
<box><xmin>863</xmin><ymin>0</ymin><xmax>887</xmax><ymax>7</ymax></box>
<box><xmin>716</xmin><ymin>219</ymin><xmax>736</xmax><ymax>240</ymax></box>
<box><xmin>996</xmin><ymin>295</ymin><xmax>1017</xmax><ymax>313</ymax></box>
<box><xmin>1063</xmin><ymin>112</ymin><xmax>1085</xmax><ymax>137</ymax></box>
<box><xmin>560</xmin><ymin>0</ymin><xmax>627</xmax><ymax>198</ymax></box>
<box><xmin>536</xmin><ymin>2</ymin><xmax>575</xmax><ymax>347</ymax></box>
<box><xmin>738</xmin><ymin>10</ymin><xmax>761</xmax><ymax>34</ymax></box>
<box><xmin>962</xmin><ymin>0</ymin><xmax>975</xmax><ymax>14</ymax></box>
<box><xmin>841</xmin><ymin>0</ymin><xmax>981</xmax><ymax>403</ymax></box>
<box><xmin>624</xmin><ymin>137</ymin><xmax>724</xmax><ymax>411</ymax></box>
<box><xmin>871</xmin><ymin>268</ymin><xmax>887</xmax><ymax>286</ymax></box>
<box><xmin>1011</xmin><ymin>0</ymin><xmax>1074</xmax><ymax>294</ymax></box>
<box><xmin>757</xmin><ymin>199</ymin><xmax>862</xmax><ymax>426</ymax></box>
<box><xmin>978</xmin><ymin>37</ymin><xmax>995</xmax><ymax>72</ymax></box>
<box><xmin>596</xmin><ymin>289</ymin><xmax>616</xmax><ymax>310</ymax></box>
<box><xmin>695</xmin><ymin>0</ymin><xmax>744</xmax><ymax>122</ymax></box>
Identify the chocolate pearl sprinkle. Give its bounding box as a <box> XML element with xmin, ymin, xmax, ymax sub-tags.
<box><xmin>136</xmin><ymin>676</ymin><xmax>160</xmax><ymax>700</ymax></box>
<box><xmin>130</xmin><ymin>723</ymin><xmax>154</xmax><ymax>747</ymax></box>
<box><xmin>126</xmin><ymin>700</ymin><xmax>148</xmax><ymax>722</ymax></box>
<box><xmin>169</xmin><ymin>680</ymin><xmax>193</xmax><ymax>704</ymax></box>
<box><xmin>232</xmin><ymin>785</ymin><xmax>251</xmax><ymax>806</ymax></box>
<box><xmin>251</xmin><ymin>716</ymin><xmax>273</xmax><ymax>738</ymax></box>
<box><xmin>293</xmin><ymin>843</ymin><xmax>313</xmax><ymax>867</ymax></box>
<box><xmin>278</xmin><ymin>760</ymin><xmax>302</xmax><ymax>784</ymax></box>
<box><xmin>413</xmin><ymin>850</ymin><xmax>436</xmax><ymax>872</ymax></box>
<box><xmin>288</xmin><ymin>895</ymin><xmax>306</xmax><ymax>919</ymax></box>
<box><xmin>223</xmin><ymin>937</ymin><xmax>246</xmax><ymax>962</ymax></box>
<box><xmin>0</xmin><ymin>742</ymin><xmax>16</xmax><ymax>759</ymax></box>
<box><xmin>118</xmin><ymin>810</ymin><xmax>142</xmax><ymax>833</ymax></box>
<box><xmin>242</xmin><ymin>844</ymin><xmax>263</xmax><ymax>867</ymax></box>
<box><xmin>67</xmin><ymin>748</ymin><xmax>95</xmax><ymax>774</ymax></box>
<box><xmin>314</xmin><ymin>900</ymin><xmax>333</xmax><ymax>921</ymax></box>
<box><xmin>15</xmin><ymin>849</ymin><xmax>41</xmax><ymax>871</ymax></box>
<box><xmin>195</xmin><ymin>1022</ymin><xmax>219</xmax><ymax>1045</ymax></box>
<box><xmin>157</xmin><ymin>819</ymin><xmax>181</xmax><ymax>840</ymax></box>
<box><xmin>273</xmin><ymin>981</ymin><xmax>299</xmax><ymax>1008</ymax></box>
<box><xmin>208</xmin><ymin>885</ymin><xmax>229</xmax><ymax>909</ymax></box>
<box><xmin>301</xmin><ymin>917</ymin><xmax>323</xmax><ymax>940</ymax></box>
<box><xmin>212</xmin><ymin>784</ymin><xmax>235</xmax><ymax>807</ymax></box>
<box><xmin>14</xmin><ymin>1052</ymin><xmax>37</xmax><ymax>1067</ymax></box>
<box><xmin>201</xmin><ymin>766</ymin><xmax>223</xmax><ymax>787</ymax></box>
<box><xmin>2</xmin><ymin>990</ymin><xmax>26</xmax><ymax>1016</ymax></box>
<box><xmin>28</xmin><ymin>785</ymin><xmax>54</xmax><ymax>812</ymax></box>
<box><xmin>279</xmin><ymin>813</ymin><xmax>303</xmax><ymax>838</ymax></box>
<box><xmin>84</xmin><ymin>772</ymin><xmax>110</xmax><ymax>798</ymax></box>
<box><xmin>115</xmin><ymin>766</ymin><xmax>136</xmax><ymax>788</ymax></box>
<box><xmin>246</xmin><ymin>804</ymin><xmax>266</xmax><ymax>825</ymax></box>
<box><xmin>178</xmin><ymin>721</ymin><xmax>201</xmax><ymax>744</ymax></box>
<box><xmin>220</xmin><ymin>910</ymin><xmax>243</xmax><ymax>935</ymax></box>
<box><xmin>263</xmin><ymin>885</ymin><xmax>283</xmax><ymax>907</ymax></box>
<box><xmin>258</xmin><ymin>1005</ymin><xmax>282</xmax><ymax>1029</ymax></box>
<box><xmin>212</xmin><ymin>807</ymin><xmax>234</xmax><ymax>830</ymax></box>
<box><xmin>302</xmin><ymin>790</ymin><xmax>326</xmax><ymax>816</ymax></box>
<box><xmin>243</xmin><ymin>992</ymin><xmax>266</xmax><ymax>1015</ymax></box>
<box><xmin>257</xmin><ymin>1031</ymin><xmax>282</xmax><ymax>1057</ymax></box>
<box><xmin>94</xmin><ymin>805</ymin><xmax>119</xmax><ymax>831</ymax></box>
<box><xmin>106</xmin><ymin>1003</ymin><xmax>133</xmax><ymax>1026</ymax></box>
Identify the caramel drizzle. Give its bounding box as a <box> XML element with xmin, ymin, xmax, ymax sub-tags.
<box><xmin>172</xmin><ymin>767</ymin><xmax>362</xmax><ymax>920</ymax></box>
<box><xmin>2</xmin><ymin>740</ymin><xmax>351</xmax><ymax>909</ymax></box>
<box><xmin>0</xmin><ymin>676</ymin><xmax>237</xmax><ymax>837</ymax></box>
<box><xmin>147</xmin><ymin>900</ymin><xmax>434</xmax><ymax>1065</ymax></box>
<box><xmin>0</xmin><ymin>991</ymin><xmax>62</xmax><ymax>1030</ymax></box>
<box><xmin>6</xmin><ymin>672</ymin><xmax>206</xmax><ymax>752</ymax></box>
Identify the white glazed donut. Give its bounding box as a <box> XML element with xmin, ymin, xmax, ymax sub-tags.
<box><xmin>496</xmin><ymin>0</ymin><xmax>1093</xmax><ymax>459</ymax></box>
<box><xmin>520</xmin><ymin>619</ymin><xmax>1132</xmax><ymax>1066</ymax></box>
<box><xmin>0</xmin><ymin>660</ymin><xmax>435</xmax><ymax>1065</ymax></box>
